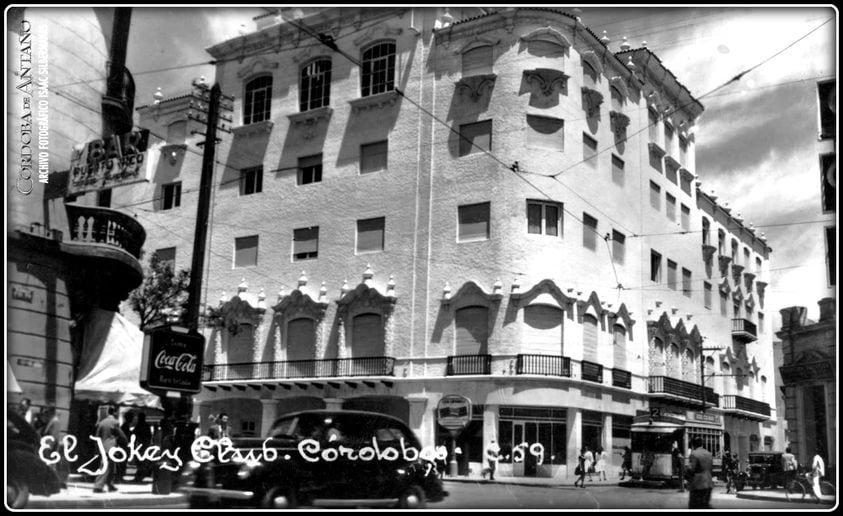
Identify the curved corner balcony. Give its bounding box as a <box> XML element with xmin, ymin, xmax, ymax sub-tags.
<box><xmin>721</xmin><ymin>394</ymin><xmax>770</xmax><ymax>421</ymax></box>
<box><xmin>63</xmin><ymin>203</ymin><xmax>146</xmax><ymax>288</ymax></box>
<box><xmin>648</xmin><ymin>376</ymin><xmax>719</xmax><ymax>408</ymax></box>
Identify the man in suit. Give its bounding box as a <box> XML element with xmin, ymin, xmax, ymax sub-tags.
<box><xmin>208</xmin><ymin>413</ymin><xmax>231</xmax><ymax>440</ymax></box>
<box><xmin>93</xmin><ymin>406</ymin><xmax>129</xmax><ymax>493</ymax></box>
<box><xmin>686</xmin><ymin>436</ymin><xmax>714</xmax><ymax>509</ymax></box>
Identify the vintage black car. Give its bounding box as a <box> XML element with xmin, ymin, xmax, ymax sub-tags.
<box><xmin>7</xmin><ymin>411</ymin><xmax>62</xmax><ymax>508</ymax></box>
<box><xmin>746</xmin><ymin>451</ymin><xmax>787</xmax><ymax>489</ymax></box>
<box><xmin>179</xmin><ymin>409</ymin><xmax>447</xmax><ymax>509</ymax></box>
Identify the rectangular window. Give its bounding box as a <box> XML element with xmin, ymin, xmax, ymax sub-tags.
<box><xmin>293</xmin><ymin>227</ymin><xmax>319</xmax><ymax>261</ymax></box>
<box><xmin>744</xmin><ymin>247</ymin><xmax>751</xmax><ymax>267</ymax></box>
<box><xmin>527</xmin><ymin>200</ymin><xmax>561</xmax><ymax>236</ymax></box>
<box><xmin>582</xmin><ymin>212</ymin><xmax>598</xmax><ymax>250</ymax></box>
<box><xmin>667</xmin><ymin>260</ymin><xmax>677</xmax><ymax>290</ymax></box>
<box><xmin>666</xmin><ymin>193</ymin><xmax>676</xmax><ymax>221</ymax></box>
<box><xmin>156</xmin><ymin>247</ymin><xmax>176</xmax><ymax>271</ymax></box>
<box><xmin>681</xmin><ymin>204</ymin><xmax>690</xmax><ymax>231</ymax></box>
<box><xmin>682</xmin><ymin>268</ymin><xmax>692</xmax><ymax>297</ymax></box>
<box><xmin>666</xmin><ymin>163</ymin><xmax>678</xmax><ymax>184</ymax></box>
<box><xmin>612</xmin><ymin>230</ymin><xmax>625</xmax><ymax>264</ymax></box>
<box><xmin>720</xmin><ymin>291</ymin><xmax>728</xmax><ymax>316</ymax></box>
<box><xmin>649</xmin><ymin>146</ymin><xmax>663</xmax><ymax>173</ymax></box>
<box><xmin>755</xmin><ymin>257</ymin><xmax>762</xmax><ymax>274</ymax></box>
<box><xmin>679</xmin><ymin>137</ymin><xmax>688</xmax><ymax>166</ymax></box>
<box><xmin>240</xmin><ymin>166</ymin><xmax>263</xmax><ymax>195</ymax></box>
<box><xmin>826</xmin><ymin>226</ymin><xmax>836</xmax><ymax>286</ymax></box>
<box><xmin>526</xmin><ymin>115</ymin><xmax>564</xmax><ymax>151</ymax></box>
<box><xmin>650</xmin><ymin>250</ymin><xmax>662</xmax><ymax>283</ymax></box>
<box><xmin>361</xmin><ymin>41</ymin><xmax>396</xmax><ymax>97</ymax></box>
<box><xmin>664</xmin><ymin>123</ymin><xmax>674</xmax><ymax>153</ymax></box>
<box><xmin>648</xmin><ymin>108</ymin><xmax>658</xmax><ymax>142</ymax></box>
<box><xmin>583</xmin><ymin>133</ymin><xmax>598</xmax><ymax>167</ymax></box>
<box><xmin>680</xmin><ymin>171</ymin><xmax>693</xmax><ymax>196</ymax></box>
<box><xmin>820</xmin><ymin>153</ymin><xmax>836</xmax><ymax>212</ymax></box>
<box><xmin>298</xmin><ymin>154</ymin><xmax>323</xmax><ymax>185</ymax></box>
<box><xmin>360</xmin><ymin>140</ymin><xmax>388</xmax><ymax>174</ymax></box>
<box><xmin>357</xmin><ymin>217</ymin><xmax>385</xmax><ymax>254</ymax></box>
<box><xmin>704</xmin><ymin>282</ymin><xmax>712</xmax><ymax>309</ymax></box>
<box><xmin>97</xmin><ymin>188</ymin><xmax>112</xmax><ymax>208</ymax></box>
<box><xmin>244</xmin><ymin>76</ymin><xmax>272</xmax><ymax>125</ymax></box>
<box><xmin>162</xmin><ymin>182</ymin><xmax>182</xmax><ymax>210</ymax></box>
<box><xmin>650</xmin><ymin>181</ymin><xmax>661</xmax><ymax>210</ymax></box>
<box><xmin>758</xmin><ymin>312</ymin><xmax>765</xmax><ymax>333</ymax></box>
<box><xmin>611</xmin><ymin>155</ymin><xmax>624</xmax><ymax>185</ymax></box>
<box><xmin>459</xmin><ymin>120</ymin><xmax>492</xmax><ymax>157</ymax></box>
<box><xmin>458</xmin><ymin>202</ymin><xmax>490</xmax><ymax>242</ymax></box>
<box><xmin>234</xmin><ymin>235</ymin><xmax>259</xmax><ymax>268</ymax></box>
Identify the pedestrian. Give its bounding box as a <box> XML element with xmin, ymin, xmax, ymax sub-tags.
<box><xmin>481</xmin><ymin>439</ymin><xmax>500</xmax><ymax>480</ymax></box>
<box><xmin>723</xmin><ymin>449</ymin><xmax>735</xmax><ymax>493</ymax></box>
<box><xmin>782</xmin><ymin>446</ymin><xmax>798</xmax><ymax>485</ymax></box>
<box><xmin>40</xmin><ymin>407</ymin><xmax>67</xmax><ymax>488</ymax></box>
<box><xmin>574</xmin><ymin>447</ymin><xmax>587</xmax><ymax>488</ymax></box>
<box><xmin>93</xmin><ymin>405</ymin><xmax>129</xmax><ymax>493</ymax></box>
<box><xmin>584</xmin><ymin>446</ymin><xmax>594</xmax><ymax>481</ymax></box>
<box><xmin>686</xmin><ymin>437</ymin><xmax>713</xmax><ymax>509</ymax></box>
<box><xmin>810</xmin><ymin>448</ymin><xmax>825</xmax><ymax>503</ymax></box>
<box><xmin>132</xmin><ymin>413</ymin><xmax>153</xmax><ymax>482</ymax></box>
<box><xmin>619</xmin><ymin>446</ymin><xmax>632</xmax><ymax>480</ymax></box>
<box><xmin>671</xmin><ymin>441</ymin><xmax>685</xmax><ymax>492</ymax></box>
<box><xmin>595</xmin><ymin>446</ymin><xmax>607</xmax><ymax>481</ymax></box>
<box><xmin>116</xmin><ymin>410</ymin><xmax>135</xmax><ymax>484</ymax></box>
<box><xmin>208</xmin><ymin>412</ymin><xmax>231</xmax><ymax>440</ymax></box>
<box><xmin>18</xmin><ymin>398</ymin><xmax>35</xmax><ymax>424</ymax></box>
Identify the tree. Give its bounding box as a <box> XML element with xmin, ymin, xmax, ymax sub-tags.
<box><xmin>129</xmin><ymin>252</ymin><xmax>190</xmax><ymax>330</ymax></box>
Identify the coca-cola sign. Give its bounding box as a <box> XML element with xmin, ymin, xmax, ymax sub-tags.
<box><xmin>140</xmin><ymin>327</ymin><xmax>204</xmax><ymax>393</ymax></box>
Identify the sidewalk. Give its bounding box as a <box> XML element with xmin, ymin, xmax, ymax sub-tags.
<box><xmin>24</xmin><ymin>474</ymin><xmax>187</xmax><ymax>509</ymax></box>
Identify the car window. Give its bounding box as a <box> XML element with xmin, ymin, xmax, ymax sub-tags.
<box><xmin>268</xmin><ymin>416</ymin><xmax>298</xmax><ymax>438</ymax></box>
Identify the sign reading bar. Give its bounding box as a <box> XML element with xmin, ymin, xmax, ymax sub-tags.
<box><xmin>140</xmin><ymin>326</ymin><xmax>204</xmax><ymax>393</ymax></box>
<box><xmin>68</xmin><ymin>129</ymin><xmax>152</xmax><ymax>195</ymax></box>
<box><xmin>437</xmin><ymin>395</ymin><xmax>472</xmax><ymax>432</ymax></box>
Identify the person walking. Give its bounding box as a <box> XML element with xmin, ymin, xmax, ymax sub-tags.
<box><xmin>116</xmin><ymin>411</ymin><xmax>135</xmax><ymax>484</ymax></box>
<box><xmin>810</xmin><ymin>449</ymin><xmax>825</xmax><ymax>503</ymax></box>
<box><xmin>481</xmin><ymin>439</ymin><xmax>501</xmax><ymax>480</ymax></box>
<box><xmin>40</xmin><ymin>407</ymin><xmax>67</xmax><ymax>488</ymax></box>
<box><xmin>686</xmin><ymin>437</ymin><xmax>713</xmax><ymax>509</ymax></box>
<box><xmin>93</xmin><ymin>406</ymin><xmax>129</xmax><ymax>493</ymax></box>
<box><xmin>723</xmin><ymin>449</ymin><xmax>735</xmax><ymax>493</ymax></box>
<box><xmin>671</xmin><ymin>441</ymin><xmax>685</xmax><ymax>492</ymax></box>
<box><xmin>619</xmin><ymin>446</ymin><xmax>632</xmax><ymax>480</ymax></box>
<box><xmin>132</xmin><ymin>413</ymin><xmax>153</xmax><ymax>482</ymax></box>
<box><xmin>595</xmin><ymin>447</ymin><xmax>607</xmax><ymax>481</ymax></box>
<box><xmin>584</xmin><ymin>446</ymin><xmax>595</xmax><ymax>482</ymax></box>
<box><xmin>574</xmin><ymin>448</ymin><xmax>587</xmax><ymax>488</ymax></box>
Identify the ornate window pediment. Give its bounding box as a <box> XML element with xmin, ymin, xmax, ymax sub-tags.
<box><xmin>457</xmin><ymin>37</ymin><xmax>500</xmax><ymax>56</ymax></box>
<box><xmin>510</xmin><ymin>279</ymin><xmax>574</xmax><ymax>310</ymax></box>
<box><xmin>745</xmin><ymin>293</ymin><xmax>755</xmax><ymax>311</ymax></box>
<box><xmin>719</xmin><ymin>276</ymin><xmax>731</xmax><ymax>295</ymax></box>
<box><xmin>648</xmin><ymin>142</ymin><xmax>666</xmax><ymax>158</ymax></box>
<box><xmin>581</xmin><ymin>87</ymin><xmax>604</xmax><ymax>118</ymax></box>
<box><xmin>520</xmin><ymin>26</ymin><xmax>571</xmax><ymax>54</ymax></box>
<box><xmin>576</xmin><ymin>291</ymin><xmax>606</xmax><ymax>325</ymax></box>
<box><xmin>702</xmin><ymin>244</ymin><xmax>717</xmax><ymax>262</ymax></box>
<box><xmin>237</xmin><ymin>56</ymin><xmax>280</xmax><ymax>79</ymax></box>
<box><xmin>273</xmin><ymin>288</ymin><xmax>328</xmax><ymax>322</ymax></box>
<box><xmin>610</xmin><ymin>76</ymin><xmax>630</xmax><ymax>99</ymax></box>
<box><xmin>337</xmin><ymin>283</ymin><xmax>396</xmax><ymax>318</ymax></box>
<box><xmin>443</xmin><ymin>280</ymin><xmax>502</xmax><ymax>308</ymax></box>
<box><xmin>580</xmin><ymin>50</ymin><xmax>603</xmax><ymax>76</ymax></box>
<box><xmin>523</xmin><ymin>68</ymin><xmax>569</xmax><ymax>97</ymax></box>
<box><xmin>718</xmin><ymin>255</ymin><xmax>732</xmax><ymax>276</ymax></box>
<box><xmin>287</xmin><ymin>107</ymin><xmax>333</xmax><ymax>140</ymax></box>
<box><xmin>215</xmin><ymin>295</ymin><xmax>265</xmax><ymax>335</ymax></box>
<box><xmin>353</xmin><ymin>25</ymin><xmax>403</xmax><ymax>48</ymax></box>
<box><xmin>610</xmin><ymin>111</ymin><xmax>630</xmax><ymax>138</ymax></box>
<box><xmin>455</xmin><ymin>74</ymin><xmax>497</xmax><ymax>101</ymax></box>
<box><xmin>608</xmin><ymin>303</ymin><xmax>636</xmax><ymax>341</ymax></box>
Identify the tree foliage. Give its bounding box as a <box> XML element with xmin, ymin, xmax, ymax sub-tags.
<box><xmin>129</xmin><ymin>252</ymin><xmax>190</xmax><ymax>330</ymax></box>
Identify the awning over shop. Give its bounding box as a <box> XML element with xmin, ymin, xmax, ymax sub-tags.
<box><xmin>7</xmin><ymin>361</ymin><xmax>23</xmax><ymax>394</ymax></box>
<box><xmin>74</xmin><ymin>308</ymin><xmax>161</xmax><ymax>409</ymax></box>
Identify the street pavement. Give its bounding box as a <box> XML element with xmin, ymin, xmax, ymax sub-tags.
<box><xmin>22</xmin><ymin>472</ymin><xmax>836</xmax><ymax>510</ymax></box>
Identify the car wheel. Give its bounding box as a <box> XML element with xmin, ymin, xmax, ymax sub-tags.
<box><xmin>8</xmin><ymin>478</ymin><xmax>30</xmax><ymax>509</ymax></box>
<box><xmin>397</xmin><ymin>485</ymin><xmax>425</xmax><ymax>509</ymax></box>
<box><xmin>261</xmin><ymin>486</ymin><xmax>297</xmax><ymax>509</ymax></box>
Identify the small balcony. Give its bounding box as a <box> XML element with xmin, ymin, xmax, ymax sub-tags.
<box><xmin>447</xmin><ymin>354</ymin><xmax>491</xmax><ymax>376</ymax></box>
<box><xmin>203</xmin><ymin>357</ymin><xmax>395</xmax><ymax>383</ymax></box>
<box><xmin>516</xmin><ymin>354</ymin><xmax>571</xmax><ymax>377</ymax></box>
<box><xmin>648</xmin><ymin>376</ymin><xmax>719</xmax><ymax>407</ymax></box>
<box><xmin>612</xmin><ymin>368</ymin><xmax>632</xmax><ymax>389</ymax></box>
<box><xmin>102</xmin><ymin>61</ymin><xmax>136</xmax><ymax>134</ymax></box>
<box><xmin>732</xmin><ymin>318</ymin><xmax>758</xmax><ymax>343</ymax></box>
<box><xmin>721</xmin><ymin>394</ymin><xmax>771</xmax><ymax>421</ymax></box>
<box><xmin>580</xmin><ymin>360</ymin><xmax>604</xmax><ymax>384</ymax></box>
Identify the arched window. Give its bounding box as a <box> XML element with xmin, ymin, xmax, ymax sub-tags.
<box><xmin>760</xmin><ymin>375</ymin><xmax>767</xmax><ymax>401</ymax></box>
<box><xmin>702</xmin><ymin>217</ymin><xmax>711</xmax><ymax>246</ymax></box>
<box><xmin>462</xmin><ymin>45</ymin><xmax>493</xmax><ymax>76</ymax></box>
<box><xmin>582</xmin><ymin>313</ymin><xmax>598</xmax><ymax>362</ymax></box>
<box><xmin>668</xmin><ymin>342</ymin><xmax>680</xmax><ymax>377</ymax></box>
<box><xmin>361</xmin><ymin>41</ymin><xmax>396</xmax><ymax>97</ymax></box>
<box><xmin>244</xmin><ymin>75</ymin><xmax>272</xmax><ymax>124</ymax></box>
<box><xmin>582</xmin><ymin>61</ymin><xmax>598</xmax><ymax>89</ymax></box>
<box><xmin>351</xmin><ymin>313</ymin><xmax>384</xmax><ymax>358</ymax></box>
<box><xmin>736</xmin><ymin>367</ymin><xmax>744</xmax><ymax>394</ymax></box>
<box><xmin>652</xmin><ymin>337</ymin><xmax>666</xmax><ymax>376</ymax></box>
<box><xmin>612</xmin><ymin>324</ymin><xmax>627</xmax><ymax>370</ymax></box>
<box><xmin>683</xmin><ymin>348</ymin><xmax>696</xmax><ymax>382</ymax></box>
<box><xmin>300</xmin><ymin>58</ymin><xmax>332</xmax><ymax>112</ymax></box>
<box><xmin>523</xmin><ymin>305</ymin><xmax>564</xmax><ymax>355</ymax></box>
<box><xmin>721</xmin><ymin>362</ymin><xmax>732</xmax><ymax>395</ymax></box>
<box><xmin>286</xmin><ymin>318</ymin><xmax>316</xmax><ymax>361</ymax></box>
<box><xmin>455</xmin><ymin>306</ymin><xmax>489</xmax><ymax>355</ymax></box>
<box><xmin>610</xmin><ymin>86</ymin><xmax>623</xmax><ymax>111</ymax></box>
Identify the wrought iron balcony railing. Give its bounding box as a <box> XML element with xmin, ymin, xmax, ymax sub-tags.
<box><xmin>446</xmin><ymin>354</ymin><xmax>492</xmax><ymax>376</ymax></box>
<box><xmin>516</xmin><ymin>354</ymin><xmax>571</xmax><ymax>377</ymax></box>
<box><xmin>581</xmin><ymin>360</ymin><xmax>604</xmax><ymax>384</ymax></box>
<box><xmin>721</xmin><ymin>394</ymin><xmax>770</xmax><ymax>419</ymax></box>
<box><xmin>731</xmin><ymin>318</ymin><xmax>758</xmax><ymax>343</ymax></box>
<box><xmin>65</xmin><ymin>203</ymin><xmax>145</xmax><ymax>260</ymax></box>
<box><xmin>648</xmin><ymin>376</ymin><xmax>719</xmax><ymax>406</ymax></box>
<box><xmin>203</xmin><ymin>357</ymin><xmax>395</xmax><ymax>381</ymax></box>
<box><xmin>612</xmin><ymin>368</ymin><xmax>632</xmax><ymax>389</ymax></box>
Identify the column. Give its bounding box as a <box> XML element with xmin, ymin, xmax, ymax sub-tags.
<box><xmin>603</xmin><ymin>413</ymin><xmax>613</xmax><ymax>475</ymax></box>
<box><xmin>259</xmin><ymin>399</ymin><xmax>279</xmax><ymax>437</ymax></box>
<box><xmin>567</xmin><ymin>407</ymin><xmax>582</xmax><ymax>477</ymax></box>
<box><xmin>253</xmin><ymin>314</ymin><xmax>268</xmax><ymax>379</ymax></box>
<box><xmin>407</xmin><ymin>396</ymin><xmax>429</xmax><ymax>445</ymax></box>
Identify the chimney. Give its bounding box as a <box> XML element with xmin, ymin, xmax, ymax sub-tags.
<box><xmin>818</xmin><ymin>298</ymin><xmax>835</xmax><ymax>322</ymax></box>
<box><xmin>779</xmin><ymin>306</ymin><xmax>807</xmax><ymax>330</ymax></box>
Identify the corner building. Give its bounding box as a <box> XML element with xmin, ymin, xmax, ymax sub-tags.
<box><xmin>112</xmin><ymin>7</ymin><xmax>779</xmax><ymax>479</ymax></box>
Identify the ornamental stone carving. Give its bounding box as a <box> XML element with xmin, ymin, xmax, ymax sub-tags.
<box><xmin>523</xmin><ymin>69</ymin><xmax>568</xmax><ymax>97</ymax></box>
<box><xmin>288</xmin><ymin>107</ymin><xmax>333</xmax><ymax>140</ymax></box>
<box><xmin>581</xmin><ymin>87</ymin><xmax>604</xmax><ymax>118</ymax></box>
<box><xmin>610</xmin><ymin>111</ymin><xmax>630</xmax><ymax>138</ymax></box>
<box><xmin>455</xmin><ymin>74</ymin><xmax>497</xmax><ymax>101</ymax></box>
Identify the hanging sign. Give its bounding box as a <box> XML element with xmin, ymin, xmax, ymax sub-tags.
<box><xmin>68</xmin><ymin>129</ymin><xmax>152</xmax><ymax>195</ymax></box>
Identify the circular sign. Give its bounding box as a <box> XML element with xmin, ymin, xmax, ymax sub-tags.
<box><xmin>436</xmin><ymin>395</ymin><xmax>472</xmax><ymax>431</ymax></box>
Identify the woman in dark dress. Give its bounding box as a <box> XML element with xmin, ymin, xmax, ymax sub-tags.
<box><xmin>574</xmin><ymin>448</ymin><xmax>587</xmax><ymax>488</ymax></box>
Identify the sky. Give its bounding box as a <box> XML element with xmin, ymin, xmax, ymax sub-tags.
<box><xmin>124</xmin><ymin>6</ymin><xmax>837</xmax><ymax>329</ymax></box>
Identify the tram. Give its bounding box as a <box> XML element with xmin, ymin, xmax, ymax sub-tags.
<box><xmin>630</xmin><ymin>414</ymin><xmax>685</xmax><ymax>481</ymax></box>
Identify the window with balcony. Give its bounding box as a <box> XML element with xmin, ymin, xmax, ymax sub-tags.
<box><xmin>97</xmin><ymin>188</ymin><xmax>112</xmax><ymax>208</ymax></box>
<box><xmin>704</xmin><ymin>282</ymin><xmax>712</xmax><ymax>309</ymax></box>
<box><xmin>527</xmin><ymin>200</ymin><xmax>561</xmax><ymax>236</ymax></box>
<box><xmin>582</xmin><ymin>212</ymin><xmax>598</xmax><ymax>250</ymax></box>
<box><xmin>651</xmin><ymin>250</ymin><xmax>662</xmax><ymax>283</ymax></box>
<box><xmin>356</xmin><ymin>217</ymin><xmax>385</xmax><ymax>254</ymax></box>
<box><xmin>240</xmin><ymin>166</ymin><xmax>263</xmax><ymax>195</ymax></box>
<box><xmin>582</xmin><ymin>313</ymin><xmax>598</xmax><ymax>362</ymax></box>
<box><xmin>234</xmin><ymin>235</ymin><xmax>259</xmax><ymax>268</ymax></box>
<box><xmin>462</xmin><ymin>45</ymin><xmax>493</xmax><ymax>76</ymax></box>
<box><xmin>523</xmin><ymin>305</ymin><xmax>564</xmax><ymax>356</ymax></box>
<box><xmin>287</xmin><ymin>318</ymin><xmax>316</xmax><ymax>362</ymax></box>
<box><xmin>455</xmin><ymin>306</ymin><xmax>489</xmax><ymax>355</ymax></box>
<box><xmin>666</xmin><ymin>192</ymin><xmax>676</xmax><ymax>222</ymax></box>
<box><xmin>293</xmin><ymin>226</ymin><xmax>319</xmax><ymax>261</ymax></box>
<box><xmin>667</xmin><ymin>259</ymin><xmax>678</xmax><ymax>290</ymax></box>
<box><xmin>300</xmin><ymin>58</ymin><xmax>331</xmax><ymax>112</ymax></box>
<box><xmin>244</xmin><ymin>75</ymin><xmax>272</xmax><ymax>125</ymax></box>
<box><xmin>612</xmin><ymin>230</ymin><xmax>625</xmax><ymax>264</ymax></box>
<box><xmin>351</xmin><ymin>313</ymin><xmax>385</xmax><ymax>358</ymax></box>
<box><xmin>361</xmin><ymin>41</ymin><xmax>396</xmax><ymax>97</ymax></box>
<box><xmin>162</xmin><ymin>182</ymin><xmax>181</xmax><ymax>210</ymax></box>
<box><xmin>360</xmin><ymin>140</ymin><xmax>388</xmax><ymax>174</ymax></box>
<box><xmin>650</xmin><ymin>181</ymin><xmax>661</xmax><ymax>210</ymax></box>
<box><xmin>611</xmin><ymin>155</ymin><xmax>624</xmax><ymax>185</ymax></box>
<box><xmin>458</xmin><ymin>202</ymin><xmax>490</xmax><ymax>242</ymax></box>
<box><xmin>526</xmin><ymin>115</ymin><xmax>564</xmax><ymax>151</ymax></box>
<box><xmin>613</xmin><ymin>324</ymin><xmax>627</xmax><ymax>371</ymax></box>
<box><xmin>459</xmin><ymin>120</ymin><xmax>492</xmax><ymax>156</ymax></box>
<box><xmin>298</xmin><ymin>154</ymin><xmax>323</xmax><ymax>185</ymax></box>
<box><xmin>583</xmin><ymin>133</ymin><xmax>598</xmax><ymax>167</ymax></box>
<box><xmin>682</xmin><ymin>268</ymin><xmax>692</xmax><ymax>297</ymax></box>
